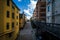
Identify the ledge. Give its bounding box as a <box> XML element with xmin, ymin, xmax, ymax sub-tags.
<box><xmin>0</xmin><ymin>30</ymin><xmax>14</xmax><ymax>37</ymax></box>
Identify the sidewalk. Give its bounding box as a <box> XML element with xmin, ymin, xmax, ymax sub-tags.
<box><xmin>16</xmin><ymin>22</ymin><xmax>36</xmax><ymax>40</ymax></box>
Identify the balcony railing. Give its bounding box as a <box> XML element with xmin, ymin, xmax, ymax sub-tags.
<box><xmin>31</xmin><ymin>20</ymin><xmax>60</xmax><ymax>38</ymax></box>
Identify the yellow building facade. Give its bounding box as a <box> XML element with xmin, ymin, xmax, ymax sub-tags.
<box><xmin>19</xmin><ymin>14</ymin><xmax>26</xmax><ymax>29</ymax></box>
<box><xmin>0</xmin><ymin>0</ymin><xmax>20</xmax><ymax>40</ymax></box>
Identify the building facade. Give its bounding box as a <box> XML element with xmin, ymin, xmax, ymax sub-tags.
<box><xmin>0</xmin><ymin>0</ymin><xmax>20</xmax><ymax>40</ymax></box>
<box><xmin>33</xmin><ymin>8</ymin><xmax>38</xmax><ymax>21</ymax></box>
<box><xmin>33</xmin><ymin>0</ymin><xmax>46</xmax><ymax>22</ymax></box>
<box><xmin>19</xmin><ymin>13</ymin><xmax>26</xmax><ymax>29</ymax></box>
<box><xmin>52</xmin><ymin>0</ymin><xmax>60</xmax><ymax>24</ymax></box>
<box><xmin>46</xmin><ymin>0</ymin><xmax>52</xmax><ymax>23</ymax></box>
<box><xmin>46</xmin><ymin>0</ymin><xmax>60</xmax><ymax>23</ymax></box>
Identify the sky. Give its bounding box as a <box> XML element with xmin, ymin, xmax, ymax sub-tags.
<box><xmin>13</xmin><ymin>0</ymin><xmax>37</xmax><ymax>20</ymax></box>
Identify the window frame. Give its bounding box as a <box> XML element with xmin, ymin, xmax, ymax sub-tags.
<box><xmin>7</xmin><ymin>0</ymin><xmax>10</xmax><ymax>6</ymax></box>
<box><xmin>12</xmin><ymin>13</ymin><xmax>14</xmax><ymax>19</ymax></box>
<box><xmin>6</xmin><ymin>23</ymin><xmax>9</xmax><ymax>29</ymax></box>
<box><xmin>48</xmin><ymin>6</ymin><xmax>50</xmax><ymax>12</ymax></box>
<box><xmin>7</xmin><ymin>11</ymin><xmax>10</xmax><ymax>18</ymax></box>
<box><xmin>12</xmin><ymin>22</ymin><xmax>14</xmax><ymax>28</ymax></box>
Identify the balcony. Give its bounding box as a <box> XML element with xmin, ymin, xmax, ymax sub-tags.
<box><xmin>40</xmin><ymin>3</ymin><xmax>46</xmax><ymax>7</ymax></box>
<box><xmin>40</xmin><ymin>9</ymin><xmax>46</xmax><ymax>12</ymax></box>
<box><xmin>39</xmin><ymin>7</ymin><xmax>46</xmax><ymax>9</ymax></box>
<box><xmin>40</xmin><ymin>12</ymin><xmax>46</xmax><ymax>13</ymax></box>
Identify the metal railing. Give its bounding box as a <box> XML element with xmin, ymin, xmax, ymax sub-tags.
<box><xmin>31</xmin><ymin>20</ymin><xmax>60</xmax><ymax>38</ymax></box>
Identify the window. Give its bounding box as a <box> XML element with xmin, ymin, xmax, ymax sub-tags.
<box><xmin>8</xmin><ymin>33</ymin><xmax>12</xmax><ymax>38</ymax></box>
<box><xmin>16</xmin><ymin>22</ymin><xmax>18</xmax><ymax>25</ymax></box>
<box><xmin>48</xmin><ymin>0</ymin><xmax>50</xmax><ymax>2</ymax></box>
<box><xmin>6</xmin><ymin>23</ymin><xmax>9</xmax><ymax>29</ymax></box>
<box><xmin>52</xmin><ymin>0</ymin><xmax>55</xmax><ymax>3</ymax></box>
<box><xmin>12</xmin><ymin>13</ymin><xmax>14</xmax><ymax>19</ymax></box>
<box><xmin>7</xmin><ymin>0</ymin><xmax>10</xmax><ymax>6</ymax></box>
<box><xmin>36</xmin><ymin>14</ymin><xmax>38</xmax><ymax>17</ymax></box>
<box><xmin>41</xmin><ymin>14</ymin><xmax>46</xmax><ymax>16</ymax></box>
<box><xmin>12</xmin><ymin>22</ymin><xmax>14</xmax><ymax>28</ymax></box>
<box><xmin>52</xmin><ymin>0</ymin><xmax>55</xmax><ymax>7</ymax></box>
<box><xmin>48</xmin><ymin>17</ymin><xmax>49</xmax><ymax>20</ymax></box>
<box><xmin>39</xmin><ymin>0</ymin><xmax>41</xmax><ymax>1</ymax></box>
<box><xmin>17</xmin><ymin>16</ymin><xmax>18</xmax><ymax>19</ymax></box>
<box><xmin>12</xmin><ymin>5</ymin><xmax>15</xmax><ymax>9</ymax></box>
<box><xmin>19</xmin><ymin>23</ymin><xmax>21</xmax><ymax>24</ymax></box>
<box><xmin>17</xmin><ymin>11</ymin><xmax>18</xmax><ymax>13</ymax></box>
<box><xmin>40</xmin><ymin>3</ymin><xmax>46</xmax><ymax>7</ymax></box>
<box><xmin>48</xmin><ymin>6</ymin><xmax>50</xmax><ymax>12</ymax></box>
<box><xmin>40</xmin><ymin>9</ymin><xmax>46</xmax><ymax>12</ymax></box>
<box><xmin>7</xmin><ymin>11</ymin><xmax>10</xmax><ymax>18</ymax></box>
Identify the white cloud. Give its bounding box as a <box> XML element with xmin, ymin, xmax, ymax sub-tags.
<box><xmin>24</xmin><ymin>0</ymin><xmax>37</xmax><ymax>19</ymax></box>
<box><xmin>24</xmin><ymin>9</ymin><xmax>32</xmax><ymax>16</ymax></box>
<box><xmin>29</xmin><ymin>0</ymin><xmax>37</xmax><ymax>9</ymax></box>
<box><xmin>26</xmin><ymin>16</ymin><xmax>31</xmax><ymax>20</ymax></box>
<box><xmin>18</xmin><ymin>0</ymin><xmax>21</xmax><ymax>2</ymax></box>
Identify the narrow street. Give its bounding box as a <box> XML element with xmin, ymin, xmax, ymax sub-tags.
<box><xmin>17</xmin><ymin>22</ymin><xmax>36</xmax><ymax>40</ymax></box>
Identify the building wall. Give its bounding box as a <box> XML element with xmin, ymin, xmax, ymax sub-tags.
<box><xmin>13</xmin><ymin>5</ymin><xmax>19</xmax><ymax>40</ymax></box>
<box><xmin>21</xmin><ymin>19</ymin><xmax>24</xmax><ymax>27</ymax></box>
<box><xmin>46</xmin><ymin>0</ymin><xmax>52</xmax><ymax>23</ymax></box>
<box><xmin>3</xmin><ymin>0</ymin><xmax>12</xmax><ymax>33</ymax></box>
<box><xmin>37</xmin><ymin>0</ymin><xmax>46</xmax><ymax>22</ymax></box>
<box><xmin>55</xmin><ymin>16</ymin><xmax>60</xmax><ymax>24</ymax></box>
<box><xmin>46</xmin><ymin>0</ymin><xmax>60</xmax><ymax>23</ymax></box>
<box><xmin>0</xmin><ymin>0</ymin><xmax>20</xmax><ymax>40</ymax></box>
<box><xmin>19</xmin><ymin>18</ymin><xmax>24</xmax><ymax>28</ymax></box>
<box><xmin>19</xmin><ymin>14</ymin><xmax>26</xmax><ymax>29</ymax></box>
<box><xmin>0</xmin><ymin>0</ymin><xmax>4</xmax><ymax>34</ymax></box>
<box><xmin>19</xmin><ymin>18</ymin><xmax>21</xmax><ymax>29</ymax></box>
<box><xmin>33</xmin><ymin>8</ymin><xmax>38</xmax><ymax>20</ymax></box>
<box><xmin>53</xmin><ymin>0</ymin><xmax>60</xmax><ymax>23</ymax></box>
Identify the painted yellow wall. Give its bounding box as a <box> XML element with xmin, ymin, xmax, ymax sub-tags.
<box><xmin>0</xmin><ymin>0</ymin><xmax>20</xmax><ymax>40</ymax></box>
<box><xmin>19</xmin><ymin>15</ymin><xmax>26</xmax><ymax>29</ymax></box>
<box><xmin>0</xmin><ymin>0</ymin><xmax>4</xmax><ymax>34</ymax></box>
<box><xmin>13</xmin><ymin>6</ymin><xmax>19</xmax><ymax>40</ymax></box>
<box><xmin>19</xmin><ymin>18</ymin><xmax>21</xmax><ymax>29</ymax></box>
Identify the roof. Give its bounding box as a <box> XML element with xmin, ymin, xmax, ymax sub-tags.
<box><xmin>11</xmin><ymin>0</ymin><xmax>20</xmax><ymax>11</ymax></box>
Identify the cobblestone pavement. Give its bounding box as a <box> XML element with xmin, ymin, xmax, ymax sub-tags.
<box><xmin>16</xmin><ymin>22</ymin><xmax>36</xmax><ymax>40</ymax></box>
